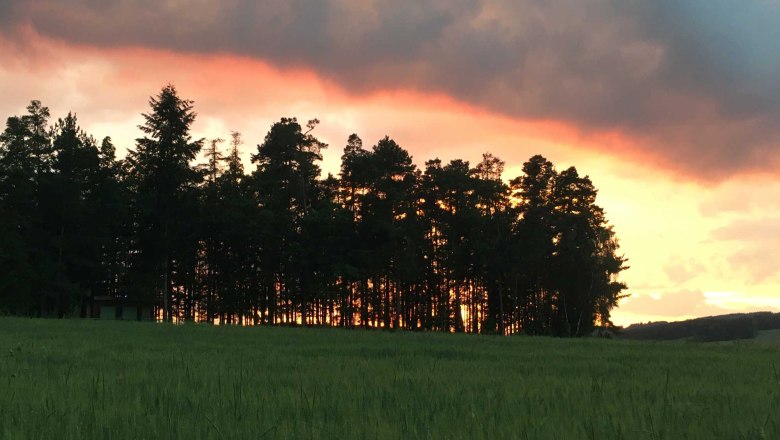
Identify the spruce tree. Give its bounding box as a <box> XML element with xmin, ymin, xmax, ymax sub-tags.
<box><xmin>127</xmin><ymin>84</ymin><xmax>203</xmax><ymax>322</ymax></box>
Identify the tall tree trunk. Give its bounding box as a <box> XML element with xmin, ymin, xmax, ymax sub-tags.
<box><xmin>163</xmin><ymin>258</ymin><xmax>169</xmax><ymax>322</ymax></box>
<box><xmin>55</xmin><ymin>223</ymin><xmax>65</xmax><ymax>317</ymax></box>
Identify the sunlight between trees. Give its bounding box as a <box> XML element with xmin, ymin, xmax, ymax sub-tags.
<box><xmin>0</xmin><ymin>85</ymin><xmax>627</xmax><ymax>336</ymax></box>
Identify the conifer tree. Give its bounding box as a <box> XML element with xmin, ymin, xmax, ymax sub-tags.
<box><xmin>127</xmin><ymin>84</ymin><xmax>203</xmax><ymax>322</ymax></box>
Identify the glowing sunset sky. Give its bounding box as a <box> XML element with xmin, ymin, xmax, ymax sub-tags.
<box><xmin>2</xmin><ymin>0</ymin><xmax>779</xmax><ymax>325</ymax></box>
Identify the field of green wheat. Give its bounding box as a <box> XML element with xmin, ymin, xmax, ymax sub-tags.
<box><xmin>0</xmin><ymin>318</ymin><xmax>778</xmax><ymax>439</ymax></box>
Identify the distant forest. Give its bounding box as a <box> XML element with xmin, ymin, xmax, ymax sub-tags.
<box><xmin>0</xmin><ymin>85</ymin><xmax>627</xmax><ymax>336</ymax></box>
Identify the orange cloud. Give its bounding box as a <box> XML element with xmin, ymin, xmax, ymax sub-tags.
<box><xmin>0</xmin><ymin>29</ymin><xmax>632</xmax><ymax>173</ymax></box>
<box><xmin>5</xmin><ymin>0</ymin><xmax>780</xmax><ymax>179</ymax></box>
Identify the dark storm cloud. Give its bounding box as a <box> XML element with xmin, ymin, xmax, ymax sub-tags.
<box><xmin>3</xmin><ymin>0</ymin><xmax>780</xmax><ymax>178</ymax></box>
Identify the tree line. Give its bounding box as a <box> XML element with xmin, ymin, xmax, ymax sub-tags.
<box><xmin>0</xmin><ymin>85</ymin><xmax>627</xmax><ymax>336</ymax></box>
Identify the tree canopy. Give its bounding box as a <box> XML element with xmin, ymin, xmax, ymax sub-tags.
<box><xmin>0</xmin><ymin>85</ymin><xmax>627</xmax><ymax>336</ymax></box>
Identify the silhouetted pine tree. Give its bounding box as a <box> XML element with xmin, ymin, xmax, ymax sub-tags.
<box><xmin>126</xmin><ymin>84</ymin><xmax>203</xmax><ymax>322</ymax></box>
<box><xmin>0</xmin><ymin>86</ymin><xmax>628</xmax><ymax>335</ymax></box>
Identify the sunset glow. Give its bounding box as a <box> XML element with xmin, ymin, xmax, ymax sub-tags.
<box><xmin>2</xmin><ymin>1</ymin><xmax>780</xmax><ymax>326</ymax></box>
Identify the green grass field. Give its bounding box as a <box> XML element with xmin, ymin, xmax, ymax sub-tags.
<box><xmin>1</xmin><ymin>318</ymin><xmax>779</xmax><ymax>439</ymax></box>
<box><xmin>757</xmin><ymin>329</ymin><xmax>780</xmax><ymax>347</ymax></box>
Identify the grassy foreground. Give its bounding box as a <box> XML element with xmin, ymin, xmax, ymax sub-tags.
<box><xmin>0</xmin><ymin>318</ymin><xmax>779</xmax><ymax>439</ymax></box>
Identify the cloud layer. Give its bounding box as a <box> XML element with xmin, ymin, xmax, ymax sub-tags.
<box><xmin>617</xmin><ymin>290</ymin><xmax>728</xmax><ymax>320</ymax></box>
<box><xmin>713</xmin><ymin>217</ymin><xmax>780</xmax><ymax>282</ymax></box>
<box><xmin>2</xmin><ymin>0</ymin><xmax>780</xmax><ymax>178</ymax></box>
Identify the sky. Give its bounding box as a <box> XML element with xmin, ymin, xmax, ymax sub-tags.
<box><xmin>1</xmin><ymin>0</ymin><xmax>779</xmax><ymax>326</ymax></box>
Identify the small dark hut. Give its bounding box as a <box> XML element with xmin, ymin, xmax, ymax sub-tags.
<box><xmin>84</xmin><ymin>296</ymin><xmax>159</xmax><ymax>321</ymax></box>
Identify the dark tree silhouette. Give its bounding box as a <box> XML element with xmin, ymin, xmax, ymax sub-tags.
<box><xmin>126</xmin><ymin>84</ymin><xmax>203</xmax><ymax>322</ymax></box>
<box><xmin>0</xmin><ymin>86</ymin><xmax>628</xmax><ymax>335</ymax></box>
<box><xmin>0</xmin><ymin>105</ymin><xmax>127</xmax><ymax>317</ymax></box>
<box><xmin>0</xmin><ymin>101</ymin><xmax>53</xmax><ymax>314</ymax></box>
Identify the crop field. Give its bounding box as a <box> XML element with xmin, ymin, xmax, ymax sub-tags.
<box><xmin>1</xmin><ymin>318</ymin><xmax>779</xmax><ymax>439</ymax></box>
<box><xmin>756</xmin><ymin>329</ymin><xmax>780</xmax><ymax>347</ymax></box>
